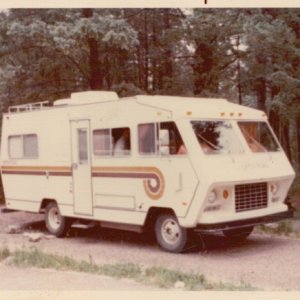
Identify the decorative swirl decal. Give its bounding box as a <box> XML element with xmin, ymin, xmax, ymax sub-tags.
<box><xmin>92</xmin><ymin>166</ymin><xmax>165</xmax><ymax>200</ymax></box>
<box><xmin>142</xmin><ymin>169</ymin><xmax>164</xmax><ymax>200</ymax></box>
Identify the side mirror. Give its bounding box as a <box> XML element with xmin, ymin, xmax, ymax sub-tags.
<box><xmin>159</xmin><ymin>129</ymin><xmax>170</xmax><ymax>155</ymax></box>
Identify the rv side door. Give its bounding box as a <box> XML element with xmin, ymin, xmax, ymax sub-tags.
<box><xmin>70</xmin><ymin>119</ymin><xmax>93</xmax><ymax>216</ymax></box>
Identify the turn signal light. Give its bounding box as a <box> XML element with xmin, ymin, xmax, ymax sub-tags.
<box><xmin>223</xmin><ymin>190</ymin><xmax>229</xmax><ymax>199</ymax></box>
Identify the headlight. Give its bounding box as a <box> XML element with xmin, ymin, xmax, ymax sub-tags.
<box><xmin>270</xmin><ymin>183</ymin><xmax>278</xmax><ymax>195</ymax></box>
<box><xmin>208</xmin><ymin>190</ymin><xmax>217</xmax><ymax>203</ymax></box>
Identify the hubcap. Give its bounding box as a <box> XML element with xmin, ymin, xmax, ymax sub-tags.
<box><xmin>161</xmin><ymin>218</ymin><xmax>181</xmax><ymax>245</ymax></box>
<box><xmin>48</xmin><ymin>207</ymin><xmax>61</xmax><ymax>230</ymax></box>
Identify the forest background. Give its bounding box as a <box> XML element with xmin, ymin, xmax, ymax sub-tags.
<box><xmin>0</xmin><ymin>8</ymin><xmax>300</xmax><ymax>205</ymax></box>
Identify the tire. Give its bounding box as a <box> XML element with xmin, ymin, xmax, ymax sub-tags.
<box><xmin>45</xmin><ymin>202</ymin><xmax>71</xmax><ymax>237</ymax></box>
<box><xmin>223</xmin><ymin>226</ymin><xmax>254</xmax><ymax>243</ymax></box>
<box><xmin>155</xmin><ymin>214</ymin><xmax>189</xmax><ymax>253</ymax></box>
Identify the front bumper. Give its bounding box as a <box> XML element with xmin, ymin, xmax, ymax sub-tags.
<box><xmin>195</xmin><ymin>209</ymin><xmax>294</xmax><ymax>233</ymax></box>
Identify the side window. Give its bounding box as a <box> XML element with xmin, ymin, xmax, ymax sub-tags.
<box><xmin>112</xmin><ymin>127</ymin><xmax>131</xmax><ymax>156</ymax></box>
<box><xmin>93</xmin><ymin>127</ymin><xmax>131</xmax><ymax>157</ymax></box>
<box><xmin>138</xmin><ymin>123</ymin><xmax>156</xmax><ymax>155</ymax></box>
<box><xmin>138</xmin><ymin>122</ymin><xmax>186</xmax><ymax>156</ymax></box>
<box><xmin>8</xmin><ymin>134</ymin><xmax>38</xmax><ymax>159</ymax></box>
<box><xmin>93</xmin><ymin>129</ymin><xmax>111</xmax><ymax>156</ymax></box>
<box><xmin>160</xmin><ymin>122</ymin><xmax>186</xmax><ymax>155</ymax></box>
<box><xmin>23</xmin><ymin>134</ymin><xmax>38</xmax><ymax>158</ymax></box>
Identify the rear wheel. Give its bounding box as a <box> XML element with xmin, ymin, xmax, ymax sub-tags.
<box><xmin>223</xmin><ymin>226</ymin><xmax>254</xmax><ymax>242</ymax></box>
<box><xmin>155</xmin><ymin>214</ymin><xmax>189</xmax><ymax>253</ymax></box>
<box><xmin>45</xmin><ymin>202</ymin><xmax>71</xmax><ymax>237</ymax></box>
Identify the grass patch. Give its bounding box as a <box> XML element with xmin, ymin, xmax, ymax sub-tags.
<box><xmin>2</xmin><ymin>246</ymin><xmax>256</xmax><ymax>291</ymax></box>
<box><xmin>276</xmin><ymin>221</ymin><xmax>293</xmax><ymax>234</ymax></box>
<box><xmin>294</xmin><ymin>209</ymin><xmax>300</xmax><ymax>219</ymax></box>
<box><xmin>143</xmin><ymin>266</ymin><xmax>253</xmax><ymax>290</ymax></box>
<box><xmin>289</xmin><ymin>172</ymin><xmax>300</xmax><ymax>200</ymax></box>
<box><xmin>0</xmin><ymin>247</ymin><xmax>10</xmax><ymax>262</ymax></box>
<box><xmin>144</xmin><ymin>266</ymin><xmax>206</xmax><ymax>289</ymax></box>
<box><xmin>288</xmin><ymin>171</ymin><xmax>300</xmax><ymax>219</ymax></box>
<box><xmin>256</xmin><ymin>220</ymin><xmax>300</xmax><ymax>237</ymax></box>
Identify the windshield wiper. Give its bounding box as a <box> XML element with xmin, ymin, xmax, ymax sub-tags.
<box><xmin>196</xmin><ymin>133</ymin><xmax>221</xmax><ymax>151</ymax></box>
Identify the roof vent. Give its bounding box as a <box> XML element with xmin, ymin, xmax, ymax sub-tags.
<box><xmin>54</xmin><ymin>91</ymin><xmax>119</xmax><ymax>106</ymax></box>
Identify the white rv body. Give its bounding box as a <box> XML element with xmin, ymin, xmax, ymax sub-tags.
<box><xmin>0</xmin><ymin>91</ymin><xmax>295</xmax><ymax>252</ymax></box>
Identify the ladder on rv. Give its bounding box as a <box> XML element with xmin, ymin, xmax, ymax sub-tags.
<box><xmin>8</xmin><ymin>101</ymin><xmax>50</xmax><ymax>113</ymax></box>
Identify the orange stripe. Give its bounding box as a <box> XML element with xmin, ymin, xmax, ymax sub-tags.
<box><xmin>92</xmin><ymin>166</ymin><xmax>161</xmax><ymax>173</ymax></box>
<box><xmin>1</xmin><ymin>166</ymin><xmax>71</xmax><ymax>172</ymax></box>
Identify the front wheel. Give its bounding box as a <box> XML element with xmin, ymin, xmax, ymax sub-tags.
<box><xmin>155</xmin><ymin>214</ymin><xmax>189</xmax><ymax>253</ymax></box>
<box><xmin>45</xmin><ymin>202</ymin><xmax>71</xmax><ymax>237</ymax></box>
<box><xmin>223</xmin><ymin>226</ymin><xmax>254</xmax><ymax>243</ymax></box>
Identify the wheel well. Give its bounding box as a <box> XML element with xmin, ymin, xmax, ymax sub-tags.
<box><xmin>39</xmin><ymin>199</ymin><xmax>57</xmax><ymax>213</ymax></box>
<box><xmin>143</xmin><ymin>207</ymin><xmax>175</xmax><ymax>232</ymax></box>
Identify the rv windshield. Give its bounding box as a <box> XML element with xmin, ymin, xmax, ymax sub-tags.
<box><xmin>191</xmin><ymin>121</ymin><xmax>244</xmax><ymax>155</ymax></box>
<box><xmin>238</xmin><ymin>121</ymin><xmax>280</xmax><ymax>153</ymax></box>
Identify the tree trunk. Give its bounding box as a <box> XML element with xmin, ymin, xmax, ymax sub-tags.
<box><xmin>236</xmin><ymin>36</ymin><xmax>242</xmax><ymax>104</ymax></box>
<box><xmin>269</xmin><ymin>108</ymin><xmax>280</xmax><ymax>137</ymax></box>
<box><xmin>193</xmin><ymin>42</ymin><xmax>214</xmax><ymax>95</ymax></box>
<box><xmin>162</xmin><ymin>9</ymin><xmax>173</xmax><ymax>84</ymax></box>
<box><xmin>137</xmin><ymin>44</ymin><xmax>143</xmax><ymax>89</ymax></box>
<box><xmin>255</xmin><ymin>76</ymin><xmax>266</xmax><ymax>112</ymax></box>
<box><xmin>143</xmin><ymin>9</ymin><xmax>149</xmax><ymax>92</ymax></box>
<box><xmin>151</xmin><ymin>20</ymin><xmax>160</xmax><ymax>91</ymax></box>
<box><xmin>296</xmin><ymin>116</ymin><xmax>300</xmax><ymax>169</ymax></box>
<box><xmin>281</xmin><ymin>121</ymin><xmax>292</xmax><ymax>161</ymax></box>
<box><xmin>82</xmin><ymin>9</ymin><xmax>103</xmax><ymax>90</ymax></box>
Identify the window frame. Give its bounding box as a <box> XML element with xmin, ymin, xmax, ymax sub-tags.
<box><xmin>237</xmin><ymin>121</ymin><xmax>281</xmax><ymax>153</ymax></box>
<box><xmin>191</xmin><ymin>120</ymin><xmax>245</xmax><ymax>155</ymax></box>
<box><xmin>93</xmin><ymin>128</ymin><xmax>113</xmax><ymax>156</ymax></box>
<box><xmin>138</xmin><ymin>123</ymin><xmax>158</xmax><ymax>156</ymax></box>
<box><xmin>8</xmin><ymin>133</ymin><xmax>39</xmax><ymax>159</ymax></box>
<box><xmin>93</xmin><ymin>127</ymin><xmax>132</xmax><ymax>157</ymax></box>
<box><xmin>138</xmin><ymin>121</ymin><xmax>187</xmax><ymax>157</ymax></box>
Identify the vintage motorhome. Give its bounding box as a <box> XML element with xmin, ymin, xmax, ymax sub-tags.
<box><xmin>0</xmin><ymin>91</ymin><xmax>295</xmax><ymax>252</ymax></box>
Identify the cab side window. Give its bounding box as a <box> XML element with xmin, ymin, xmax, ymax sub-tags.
<box><xmin>138</xmin><ymin>122</ymin><xmax>186</xmax><ymax>156</ymax></box>
<box><xmin>138</xmin><ymin>123</ymin><xmax>156</xmax><ymax>155</ymax></box>
<box><xmin>160</xmin><ymin>122</ymin><xmax>186</xmax><ymax>155</ymax></box>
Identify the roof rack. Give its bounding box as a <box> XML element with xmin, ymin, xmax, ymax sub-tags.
<box><xmin>8</xmin><ymin>101</ymin><xmax>51</xmax><ymax>113</ymax></box>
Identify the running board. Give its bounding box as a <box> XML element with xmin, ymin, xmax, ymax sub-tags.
<box><xmin>100</xmin><ymin>221</ymin><xmax>143</xmax><ymax>233</ymax></box>
<box><xmin>0</xmin><ymin>207</ymin><xmax>18</xmax><ymax>214</ymax></box>
<box><xmin>72</xmin><ymin>222</ymin><xmax>97</xmax><ymax>229</ymax></box>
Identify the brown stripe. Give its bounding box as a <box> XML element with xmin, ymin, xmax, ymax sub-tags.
<box><xmin>1</xmin><ymin>166</ymin><xmax>71</xmax><ymax>172</ymax></box>
<box><xmin>1</xmin><ymin>165</ymin><xmax>165</xmax><ymax>200</ymax></box>
<box><xmin>2</xmin><ymin>170</ymin><xmax>72</xmax><ymax>177</ymax></box>
<box><xmin>92</xmin><ymin>172</ymin><xmax>161</xmax><ymax>192</ymax></box>
<box><xmin>92</xmin><ymin>166</ymin><xmax>160</xmax><ymax>173</ymax></box>
<box><xmin>48</xmin><ymin>172</ymin><xmax>72</xmax><ymax>177</ymax></box>
<box><xmin>2</xmin><ymin>170</ymin><xmax>46</xmax><ymax>176</ymax></box>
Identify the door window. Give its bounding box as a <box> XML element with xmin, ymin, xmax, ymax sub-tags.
<box><xmin>78</xmin><ymin>129</ymin><xmax>88</xmax><ymax>163</ymax></box>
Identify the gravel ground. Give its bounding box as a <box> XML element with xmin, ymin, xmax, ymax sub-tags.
<box><xmin>1</xmin><ymin>207</ymin><xmax>300</xmax><ymax>290</ymax></box>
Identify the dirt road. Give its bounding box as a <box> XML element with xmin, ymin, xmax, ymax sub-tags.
<box><xmin>0</xmin><ymin>263</ymin><xmax>159</xmax><ymax>290</ymax></box>
<box><xmin>1</xmin><ymin>209</ymin><xmax>300</xmax><ymax>290</ymax></box>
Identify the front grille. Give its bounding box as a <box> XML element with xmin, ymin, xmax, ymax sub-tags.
<box><xmin>235</xmin><ymin>182</ymin><xmax>268</xmax><ymax>212</ymax></box>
